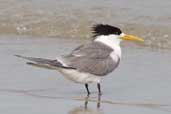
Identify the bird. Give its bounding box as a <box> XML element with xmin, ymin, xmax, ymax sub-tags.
<box><xmin>15</xmin><ymin>24</ymin><xmax>144</xmax><ymax>95</ymax></box>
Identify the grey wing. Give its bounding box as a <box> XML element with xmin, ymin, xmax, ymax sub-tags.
<box><xmin>63</xmin><ymin>42</ymin><xmax>120</xmax><ymax>76</ymax></box>
<box><xmin>70</xmin><ymin>42</ymin><xmax>112</xmax><ymax>58</ymax></box>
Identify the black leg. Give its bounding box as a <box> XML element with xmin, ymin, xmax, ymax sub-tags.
<box><xmin>85</xmin><ymin>83</ymin><xmax>90</xmax><ymax>95</ymax></box>
<box><xmin>97</xmin><ymin>83</ymin><xmax>102</xmax><ymax>95</ymax></box>
<box><xmin>97</xmin><ymin>94</ymin><xmax>101</xmax><ymax>108</ymax></box>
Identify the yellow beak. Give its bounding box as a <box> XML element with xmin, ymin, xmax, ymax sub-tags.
<box><xmin>120</xmin><ymin>34</ymin><xmax>144</xmax><ymax>42</ymax></box>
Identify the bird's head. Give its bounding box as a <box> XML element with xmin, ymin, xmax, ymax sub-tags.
<box><xmin>92</xmin><ymin>24</ymin><xmax>144</xmax><ymax>44</ymax></box>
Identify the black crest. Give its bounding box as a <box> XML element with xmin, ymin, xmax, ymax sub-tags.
<box><xmin>92</xmin><ymin>24</ymin><xmax>122</xmax><ymax>37</ymax></box>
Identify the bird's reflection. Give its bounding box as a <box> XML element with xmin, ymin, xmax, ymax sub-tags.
<box><xmin>84</xmin><ymin>94</ymin><xmax>101</xmax><ymax>109</ymax></box>
<box><xmin>69</xmin><ymin>95</ymin><xmax>103</xmax><ymax>114</ymax></box>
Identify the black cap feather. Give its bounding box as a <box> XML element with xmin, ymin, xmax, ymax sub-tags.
<box><xmin>92</xmin><ymin>24</ymin><xmax>122</xmax><ymax>37</ymax></box>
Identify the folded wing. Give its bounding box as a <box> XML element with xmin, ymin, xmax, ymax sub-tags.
<box><xmin>63</xmin><ymin>42</ymin><xmax>120</xmax><ymax>76</ymax></box>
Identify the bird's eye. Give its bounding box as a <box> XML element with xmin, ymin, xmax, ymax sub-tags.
<box><xmin>115</xmin><ymin>32</ymin><xmax>119</xmax><ymax>35</ymax></box>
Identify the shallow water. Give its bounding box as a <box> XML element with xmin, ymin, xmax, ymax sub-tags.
<box><xmin>0</xmin><ymin>0</ymin><xmax>171</xmax><ymax>49</ymax></box>
<box><xmin>0</xmin><ymin>36</ymin><xmax>171</xmax><ymax>114</ymax></box>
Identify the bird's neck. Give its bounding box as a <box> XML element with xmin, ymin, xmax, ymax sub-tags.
<box><xmin>94</xmin><ymin>35</ymin><xmax>122</xmax><ymax>57</ymax></box>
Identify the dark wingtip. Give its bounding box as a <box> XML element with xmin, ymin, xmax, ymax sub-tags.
<box><xmin>26</xmin><ymin>62</ymin><xmax>36</xmax><ymax>65</ymax></box>
<box><xmin>14</xmin><ymin>54</ymin><xmax>21</xmax><ymax>57</ymax></box>
<box><xmin>26</xmin><ymin>62</ymin><xmax>33</xmax><ymax>65</ymax></box>
<box><xmin>14</xmin><ymin>55</ymin><xmax>28</xmax><ymax>60</ymax></box>
<box><xmin>14</xmin><ymin>54</ymin><xmax>23</xmax><ymax>58</ymax></box>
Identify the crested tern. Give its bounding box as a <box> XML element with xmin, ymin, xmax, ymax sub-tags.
<box><xmin>15</xmin><ymin>24</ymin><xmax>144</xmax><ymax>95</ymax></box>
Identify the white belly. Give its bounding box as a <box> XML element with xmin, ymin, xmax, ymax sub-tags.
<box><xmin>58</xmin><ymin>68</ymin><xmax>101</xmax><ymax>84</ymax></box>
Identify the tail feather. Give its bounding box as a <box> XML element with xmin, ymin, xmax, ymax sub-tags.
<box><xmin>26</xmin><ymin>62</ymin><xmax>58</xmax><ymax>70</ymax></box>
<box><xmin>15</xmin><ymin>55</ymin><xmax>55</xmax><ymax>64</ymax></box>
<box><xmin>15</xmin><ymin>55</ymin><xmax>75</xmax><ymax>70</ymax></box>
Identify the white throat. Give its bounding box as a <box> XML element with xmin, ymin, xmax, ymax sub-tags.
<box><xmin>94</xmin><ymin>35</ymin><xmax>122</xmax><ymax>57</ymax></box>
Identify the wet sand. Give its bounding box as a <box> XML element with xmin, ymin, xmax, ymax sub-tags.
<box><xmin>0</xmin><ymin>36</ymin><xmax>171</xmax><ymax>114</ymax></box>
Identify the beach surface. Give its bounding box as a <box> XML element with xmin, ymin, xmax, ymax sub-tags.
<box><xmin>0</xmin><ymin>36</ymin><xmax>171</xmax><ymax>114</ymax></box>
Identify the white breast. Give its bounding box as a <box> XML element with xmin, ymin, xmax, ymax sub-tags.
<box><xmin>58</xmin><ymin>68</ymin><xmax>101</xmax><ymax>84</ymax></box>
